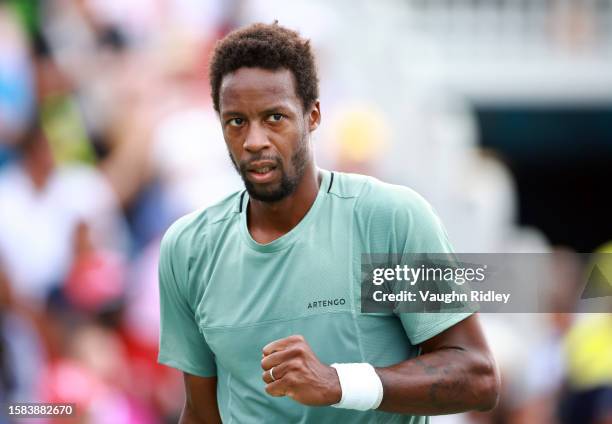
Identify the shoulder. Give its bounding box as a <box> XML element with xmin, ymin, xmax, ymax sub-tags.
<box><xmin>0</xmin><ymin>165</ymin><xmax>25</xmax><ymax>197</ymax></box>
<box><xmin>160</xmin><ymin>189</ymin><xmax>244</xmax><ymax>257</ymax></box>
<box><xmin>330</xmin><ymin>171</ymin><xmax>436</xmax><ymax>223</ymax></box>
<box><xmin>331</xmin><ymin>171</ymin><xmax>451</xmax><ymax>252</ymax></box>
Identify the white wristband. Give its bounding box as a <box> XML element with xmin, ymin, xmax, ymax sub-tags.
<box><xmin>330</xmin><ymin>363</ymin><xmax>384</xmax><ymax>411</ymax></box>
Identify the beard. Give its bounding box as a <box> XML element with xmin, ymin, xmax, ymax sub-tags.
<box><xmin>229</xmin><ymin>137</ymin><xmax>309</xmax><ymax>203</ymax></box>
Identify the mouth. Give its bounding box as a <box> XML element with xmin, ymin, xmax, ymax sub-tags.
<box><xmin>245</xmin><ymin>161</ymin><xmax>279</xmax><ymax>184</ymax></box>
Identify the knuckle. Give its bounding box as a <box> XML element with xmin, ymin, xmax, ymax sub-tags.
<box><xmin>288</xmin><ymin>334</ymin><xmax>303</xmax><ymax>344</ymax></box>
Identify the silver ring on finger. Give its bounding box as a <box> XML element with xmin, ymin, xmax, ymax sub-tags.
<box><xmin>269</xmin><ymin>367</ymin><xmax>276</xmax><ymax>382</ymax></box>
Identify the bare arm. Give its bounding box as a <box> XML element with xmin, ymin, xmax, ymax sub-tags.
<box><xmin>376</xmin><ymin>313</ymin><xmax>500</xmax><ymax>415</ymax></box>
<box><xmin>179</xmin><ymin>373</ymin><xmax>222</xmax><ymax>424</ymax></box>
<box><xmin>261</xmin><ymin>313</ymin><xmax>499</xmax><ymax>415</ymax></box>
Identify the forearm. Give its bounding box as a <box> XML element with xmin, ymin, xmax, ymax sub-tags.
<box><xmin>375</xmin><ymin>347</ymin><xmax>499</xmax><ymax>415</ymax></box>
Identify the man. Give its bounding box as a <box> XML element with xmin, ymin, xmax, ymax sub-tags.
<box><xmin>158</xmin><ymin>22</ymin><xmax>499</xmax><ymax>423</ymax></box>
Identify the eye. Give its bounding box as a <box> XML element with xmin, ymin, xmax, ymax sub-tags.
<box><xmin>228</xmin><ymin>117</ymin><xmax>245</xmax><ymax>127</ymax></box>
<box><xmin>267</xmin><ymin>113</ymin><xmax>284</xmax><ymax>122</ymax></box>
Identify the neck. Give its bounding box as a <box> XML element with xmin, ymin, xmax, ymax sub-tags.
<box><xmin>23</xmin><ymin>157</ymin><xmax>53</xmax><ymax>192</ymax></box>
<box><xmin>247</xmin><ymin>163</ymin><xmax>321</xmax><ymax>244</ymax></box>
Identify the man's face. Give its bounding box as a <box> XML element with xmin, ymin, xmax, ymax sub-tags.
<box><xmin>218</xmin><ymin>67</ymin><xmax>319</xmax><ymax>202</ymax></box>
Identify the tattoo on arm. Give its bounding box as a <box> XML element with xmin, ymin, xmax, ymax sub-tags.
<box><xmin>414</xmin><ymin>350</ymin><xmax>472</xmax><ymax>409</ymax></box>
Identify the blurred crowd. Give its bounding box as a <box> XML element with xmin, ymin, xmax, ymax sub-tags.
<box><xmin>0</xmin><ymin>1</ymin><xmax>610</xmax><ymax>423</ymax></box>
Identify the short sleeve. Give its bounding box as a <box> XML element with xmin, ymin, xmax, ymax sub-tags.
<box><xmin>157</xmin><ymin>221</ymin><xmax>217</xmax><ymax>377</ymax></box>
<box><xmin>394</xmin><ymin>189</ymin><xmax>473</xmax><ymax>345</ymax></box>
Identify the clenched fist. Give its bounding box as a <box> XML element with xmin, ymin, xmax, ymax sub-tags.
<box><xmin>261</xmin><ymin>335</ymin><xmax>342</xmax><ymax>406</ymax></box>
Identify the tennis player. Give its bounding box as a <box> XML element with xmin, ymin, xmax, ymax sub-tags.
<box><xmin>158</xmin><ymin>22</ymin><xmax>499</xmax><ymax>423</ymax></box>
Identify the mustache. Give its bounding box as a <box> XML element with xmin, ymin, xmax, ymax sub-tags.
<box><xmin>238</xmin><ymin>155</ymin><xmax>283</xmax><ymax>172</ymax></box>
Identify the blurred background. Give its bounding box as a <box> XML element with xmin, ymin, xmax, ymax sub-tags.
<box><xmin>0</xmin><ymin>0</ymin><xmax>611</xmax><ymax>423</ymax></box>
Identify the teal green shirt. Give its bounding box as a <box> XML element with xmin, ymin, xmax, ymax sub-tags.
<box><xmin>158</xmin><ymin>169</ymin><xmax>471</xmax><ymax>423</ymax></box>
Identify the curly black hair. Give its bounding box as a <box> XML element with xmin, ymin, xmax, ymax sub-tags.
<box><xmin>209</xmin><ymin>22</ymin><xmax>319</xmax><ymax>113</ymax></box>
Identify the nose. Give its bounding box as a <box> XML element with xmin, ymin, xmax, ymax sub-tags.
<box><xmin>243</xmin><ymin>122</ymin><xmax>271</xmax><ymax>153</ymax></box>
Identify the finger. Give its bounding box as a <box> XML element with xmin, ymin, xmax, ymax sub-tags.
<box><xmin>264</xmin><ymin>379</ymin><xmax>290</xmax><ymax>397</ymax></box>
<box><xmin>262</xmin><ymin>368</ymin><xmax>271</xmax><ymax>384</ymax></box>
<box><xmin>261</xmin><ymin>348</ymin><xmax>300</xmax><ymax>371</ymax></box>
<box><xmin>262</xmin><ymin>334</ymin><xmax>305</xmax><ymax>356</ymax></box>
<box><xmin>261</xmin><ymin>361</ymin><xmax>291</xmax><ymax>384</ymax></box>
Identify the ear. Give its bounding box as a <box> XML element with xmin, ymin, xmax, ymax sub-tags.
<box><xmin>307</xmin><ymin>101</ymin><xmax>321</xmax><ymax>132</ymax></box>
